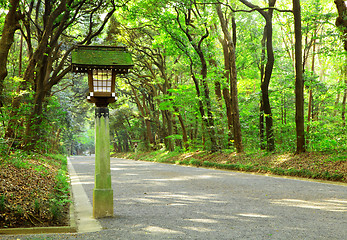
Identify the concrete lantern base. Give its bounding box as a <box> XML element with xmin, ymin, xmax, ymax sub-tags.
<box><xmin>93</xmin><ymin>107</ymin><xmax>114</xmax><ymax>218</ymax></box>
<box><xmin>93</xmin><ymin>189</ymin><xmax>114</xmax><ymax>218</ymax></box>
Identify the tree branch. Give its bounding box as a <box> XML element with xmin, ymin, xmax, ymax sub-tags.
<box><xmin>196</xmin><ymin>1</ymin><xmax>292</xmax><ymax>14</ymax></box>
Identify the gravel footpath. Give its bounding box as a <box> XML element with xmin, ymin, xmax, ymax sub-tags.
<box><xmin>2</xmin><ymin>156</ymin><xmax>347</xmax><ymax>240</ymax></box>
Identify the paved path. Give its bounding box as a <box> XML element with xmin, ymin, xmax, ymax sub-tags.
<box><xmin>3</xmin><ymin>156</ymin><xmax>347</xmax><ymax>239</ymax></box>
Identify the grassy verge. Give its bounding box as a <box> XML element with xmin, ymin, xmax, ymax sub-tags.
<box><xmin>112</xmin><ymin>149</ymin><xmax>347</xmax><ymax>183</ymax></box>
<box><xmin>0</xmin><ymin>151</ymin><xmax>70</xmax><ymax>228</ymax></box>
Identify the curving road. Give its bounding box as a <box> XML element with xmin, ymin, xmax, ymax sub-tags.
<box><xmin>4</xmin><ymin>156</ymin><xmax>347</xmax><ymax>239</ymax></box>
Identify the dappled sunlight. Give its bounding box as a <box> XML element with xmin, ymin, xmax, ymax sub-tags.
<box><xmin>166</xmin><ymin>203</ymin><xmax>187</xmax><ymax>206</ymax></box>
<box><xmin>237</xmin><ymin>213</ymin><xmax>274</xmax><ymax>218</ymax></box>
<box><xmin>182</xmin><ymin>226</ymin><xmax>215</xmax><ymax>232</ymax></box>
<box><xmin>145</xmin><ymin>174</ymin><xmax>220</xmax><ymax>182</ymax></box>
<box><xmin>110</xmin><ymin>167</ymin><xmax>123</xmax><ymax>171</ymax></box>
<box><xmin>124</xmin><ymin>173</ymin><xmax>139</xmax><ymax>176</ymax></box>
<box><xmin>70</xmin><ymin>174</ymin><xmax>94</xmax><ymax>186</ymax></box>
<box><xmin>271</xmin><ymin>154</ymin><xmax>292</xmax><ymax>166</ymax></box>
<box><xmin>202</xmin><ymin>213</ymin><xmax>238</xmax><ymax>220</ymax></box>
<box><xmin>115</xmin><ymin>191</ymin><xmax>228</xmax><ymax>209</ymax></box>
<box><xmin>66</xmin><ymin>157</ymin><xmax>347</xmax><ymax>239</ymax></box>
<box><xmin>142</xmin><ymin>226</ymin><xmax>183</xmax><ymax>234</ymax></box>
<box><xmin>148</xmin><ymin>192</ymin><xmax>228</xmax><ymax>204</ymax></box>
<box><xmin>72</xmin><ymin>181</ymin><xmax>94</xmax><ymax>185</ymax></box>
<box><xmin>186</xmin><ymin>218</ymin><xmax>219</xmax><ymax>223</ymax></box>
<box><xmin>132</xmin><ymin>197</ymin><xmax>163</xmax><ymax>204</ymax></box>
<box><xmin>74</xmin><ymin>161</ymin><xmax>95</xmax><ymax>165</ymax></box>
<box><xmin>271</xmin><ymin>199</ymin><xmax>347</xmax><ymax>212</ymax></box>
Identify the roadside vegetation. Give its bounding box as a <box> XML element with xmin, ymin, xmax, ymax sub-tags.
<box><xmin>113</xmin><ymin>149</ymin><xmax>347</xmax><ymax>183</ymax></box>
<box><xmin>0</xmin><ymin>151</ymin><xmax>70</xmax><ymax>228</ymax></box>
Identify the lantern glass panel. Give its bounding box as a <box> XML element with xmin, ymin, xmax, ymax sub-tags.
<box><xmin>93</xmin><ymin>69</ymin><xmax>112</xmax><ymax>93</ymax></box>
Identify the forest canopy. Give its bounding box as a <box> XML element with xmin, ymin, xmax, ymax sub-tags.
<box><xmin>0</xmin><ymin>0</ymin><xmax>346</xmax><ymax>155</ymax></box>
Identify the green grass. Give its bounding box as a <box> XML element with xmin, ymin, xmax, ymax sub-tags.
<box><xmin>49</xmin><ymin>157</ymin><xmax>71</xmax><ymax>221</ymax></box>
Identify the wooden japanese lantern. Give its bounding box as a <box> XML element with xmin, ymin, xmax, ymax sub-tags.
<box><xmin>71</xmin><ymin>45</ymin><xmax>133</xmax><ymax>106</ymax></box>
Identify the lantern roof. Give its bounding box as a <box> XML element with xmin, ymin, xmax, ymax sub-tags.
<box><xmin>71</xmin><ymin>45</ymin><xmax>134</xmax><ymax>73</ymax></box>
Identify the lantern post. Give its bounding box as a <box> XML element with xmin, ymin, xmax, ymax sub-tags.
<box><xmin>71</xmin><ymin>45</ymin><xmax>133</xmax><ymax>218</ymax></box>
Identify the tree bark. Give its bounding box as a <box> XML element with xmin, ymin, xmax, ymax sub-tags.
<box><xmin>195</xmin><ymin>37</ymin><xmax>218</xmax><ymax>152</ymax></box>
<box><xmin>216</xmin><ymin>4</ymin><xmax>243</xmax><ymax>153</ymax></box>
<box><xmin>131</xmin><ymin>86</ymin><xmax>154</xmax><ymax>144</ymax></box>
<box><xmin>306</xmin><ymin>40</ymin><xmax>316</xmax><ymax>145</ymax></box>
<box><xmin>335</xmin><ymin>0</ymin><xmax>347</xmax><ymax>51</ymax></box>
<box><xmin>262</xmin><ymin>5</ymin><xmax>275</xmax><ymax>152</ymax></box>
<box><xmin>293</xmin><ymin>0</ymin><xmax>306</xmax><ymax>153</ymax></box>
<box><xmin>174</xmin><ymin>6</ymin><xmax>218</xmax><ymax>152</ymax></box>
<box><xmin>220</xmin><ymin>38</ymin><xmax>234</xmax><ymax>145</ymax></box>
<box><xmin>334</xmin><ymin>0</ymin><xmax>347</xmax><ymax>127</ymax></box>
<box><xmin>0</xmin><ymin>0</ymin><xmax>22</xmax><ymax>107</ymax></box>
<box><xmin>174</xmin><ymin>106</ymin><xmax>189</xmax><ymax>149</ymax></box>
<box><xmin>342</xmin><ymin>58</ymin><xmax>347</xmax><ymax>127</ymax></box>
<box><xmin>238</xmin><ymin>0</ymin><xmax>276</xmax><ymax>151</ymax></box>
<box><xmin>259</xmin><ymin>25</ymin><xmax>266</xmax><ymax>150</ymax></box>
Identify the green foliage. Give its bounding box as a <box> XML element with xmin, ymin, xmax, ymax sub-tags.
<box><xmin>189</xmin><ymin>158</ymin><xmax>202</xmax><ymax>166</ymax></box>
<box><xmin>46</xmin><ymin>153</ymin><xmax>68</xmax><ymax>170</ymax></box>
<box><xmin>1</xmin><ymin>0</ymin><xmax>346</xmax><ymax>156</ymax></box>
<box><xmin>50</xmin><ymin>158</ymin><xmax>71</xmax><ymax>221</ymax></box>
<box><xmin>0</xmin><ymin>194</ymin><xmax>6</xmax><ymax>211</ymax></box>
<box><xmin>34</xmin><ymin>199</ymin><xmax>41</xmax><ymax>213</ymax></box>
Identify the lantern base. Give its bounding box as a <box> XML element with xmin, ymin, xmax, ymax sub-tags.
<box><xmin>93</xmin><ymin>189</ymin><xmax>114</xmax><ymax>218</ymax></box>
<box><xmin>87</xmin><ymin>96</ymin><xmax>117</xmax><ymax>107</ymax></box>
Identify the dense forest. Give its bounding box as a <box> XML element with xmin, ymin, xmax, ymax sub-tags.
<box><xmin>0</xmin><ymin>0</ymin><xmax>346</xmax><ymax>156</ymax></box>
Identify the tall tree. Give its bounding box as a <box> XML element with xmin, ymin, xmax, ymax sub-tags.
<box><xmin>335</xmin><ymin>0</ymin><xmax>347</xmax><ymax>51</ymax></box>
<box><xmin>0</xmin><ymin>0</ymin><xmax>22</xmax><ymax>107</ymax></box>
<box><xmin>17</xmin><ymin>0</ymin><xmax>121</xmax><ymax>149</ymax></box>
<box><xmin>334</xmin><ymin>0</ymin><xmax>347</xmax><ymax>127</ymax></box>
<box><xmin>173</xmin><ymin>2</ymin><xmax>218</xmax><ymax>151</ymax></box>
<box><xmin>293</xmin><ymin>0</ymin><xmax>305</xmax><ymax>153</ymax></box>
<box><xmin>216</xmin><ymin>3</ymin><xmax>243</xmax><ymax>153</ymax></box>
<box><xmin>237</xmin><ymin>0</ymin><xmax>276</xmax><ymax>151</ymax></box>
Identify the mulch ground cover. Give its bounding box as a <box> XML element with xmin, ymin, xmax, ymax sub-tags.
<box><xmin>0</xmin><ymin>156</ymin><xmax>69</xmax><ymax>229</ymax></box>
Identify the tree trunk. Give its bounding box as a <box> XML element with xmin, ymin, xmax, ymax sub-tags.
<box><xmin>175</xmin><ymin>7</ymin><xmax>217</xmax><ymax>152</ymax></box>
<box><xmin>210</xmin><ymin>58</ymin><xmax>226</xmax><ymax>147</ymax></box>
<box><xmin>197</xmin><ymin>45</ymin><xmax>218</xmax><ymax>152</ymax></box>
<box><xmin>216</xmin><ymin>4</ymin><xmax>243</xmax><ymax>153</ymax></box>
<box><xmin>23</xmin><ymin>88</ymin><xmax>47</xmax><ymax>149</ymax></box>
<box><xmin>334</xmin><ymin>0</ymin><xmax>347</xmax><ymax>126</ymax></box>
<box><xmin>334</xmin><ymin>79</ymin><xmax>341</xmax><ymax>116</ymax></box>
<box><xmin>142</xmin><ymin>93</ymin><xmax>155</xmax><ymax>145</ymax></box>
<box><xmin>230</xmin><ymin>55</ymin><xmax>244</xmax><ymax>153</ymax></box>
<box><xmin>342</xmin><ymin>57</ymin><xmax>347</xmax><ymax>127</ymax></box>
<box><xmin>174</xmin><ymin>106</ymin><xmax>189</xmax><ymax>149</ymax></box>
<box><xmin>0</xmin><ymin>0</ymin><xmax>22</xmax><ymax>106</ymax></box>
<box><xmin>262</xmin><ymin>8</ymin><xmax>276</xmax><ymax>152</ymax></box>
<box><xmin>164</xmin><ymin>110</ymin><xmax>174</xmax><ymax>151</ymax></box>
<box><xmin>259</xmin><ymin>100</ymin><xmax>266</xmax><ymax>149</ymax></box>
<box><xmin>259</xmin><ymin>25</ymin><xmax>266</xmax><ymax>150</ymax></box>
<box><xmin>131</xmin><ymin>87</ymin><xmax>154</xmax><ymax>144</ymax></box>
<box><xmin>221</xmin><ymin>39</ymin><xmax>234</xmax><ymax>145</ymax></box>
<box><xmin>306</xmin><ymin>40</ymin><xmax>316</xmax><ymax>145</ymax></box>
<box><xmin>293</xmin><ymin>0</ymin><xmax>306</xmax><ymax>153</ymax></box>
<box><xmin>335</xmin><ymin>0</ymin><xmax>347</xmax><ymax>51</ymax></box>
<box><xmin>190</xmin><ymin>65</ymin><xmax>209</xmax><ymax>148</ymax></box>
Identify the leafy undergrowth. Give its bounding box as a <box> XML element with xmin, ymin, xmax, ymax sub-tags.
<box><xmin>0</xmin><ymin>152</ymin><xmax>70</xmax><ymax>229</ymax></box>
<box><xmin>112</xmin><ymin>150</ymin><xmax>347</xmax><ymax>183</ymax></box>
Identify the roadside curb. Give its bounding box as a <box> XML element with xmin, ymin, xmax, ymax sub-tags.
<box><xmin>67</xmin><ymin>157</ymin><xmax>102</xmax><ymax>233</ymax></box>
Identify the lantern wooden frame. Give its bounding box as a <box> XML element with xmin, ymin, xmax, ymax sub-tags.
<box><xmin>71</xmin><ymin>45</ymin><xmax>133</xmax><ymax>106</ymax></box>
